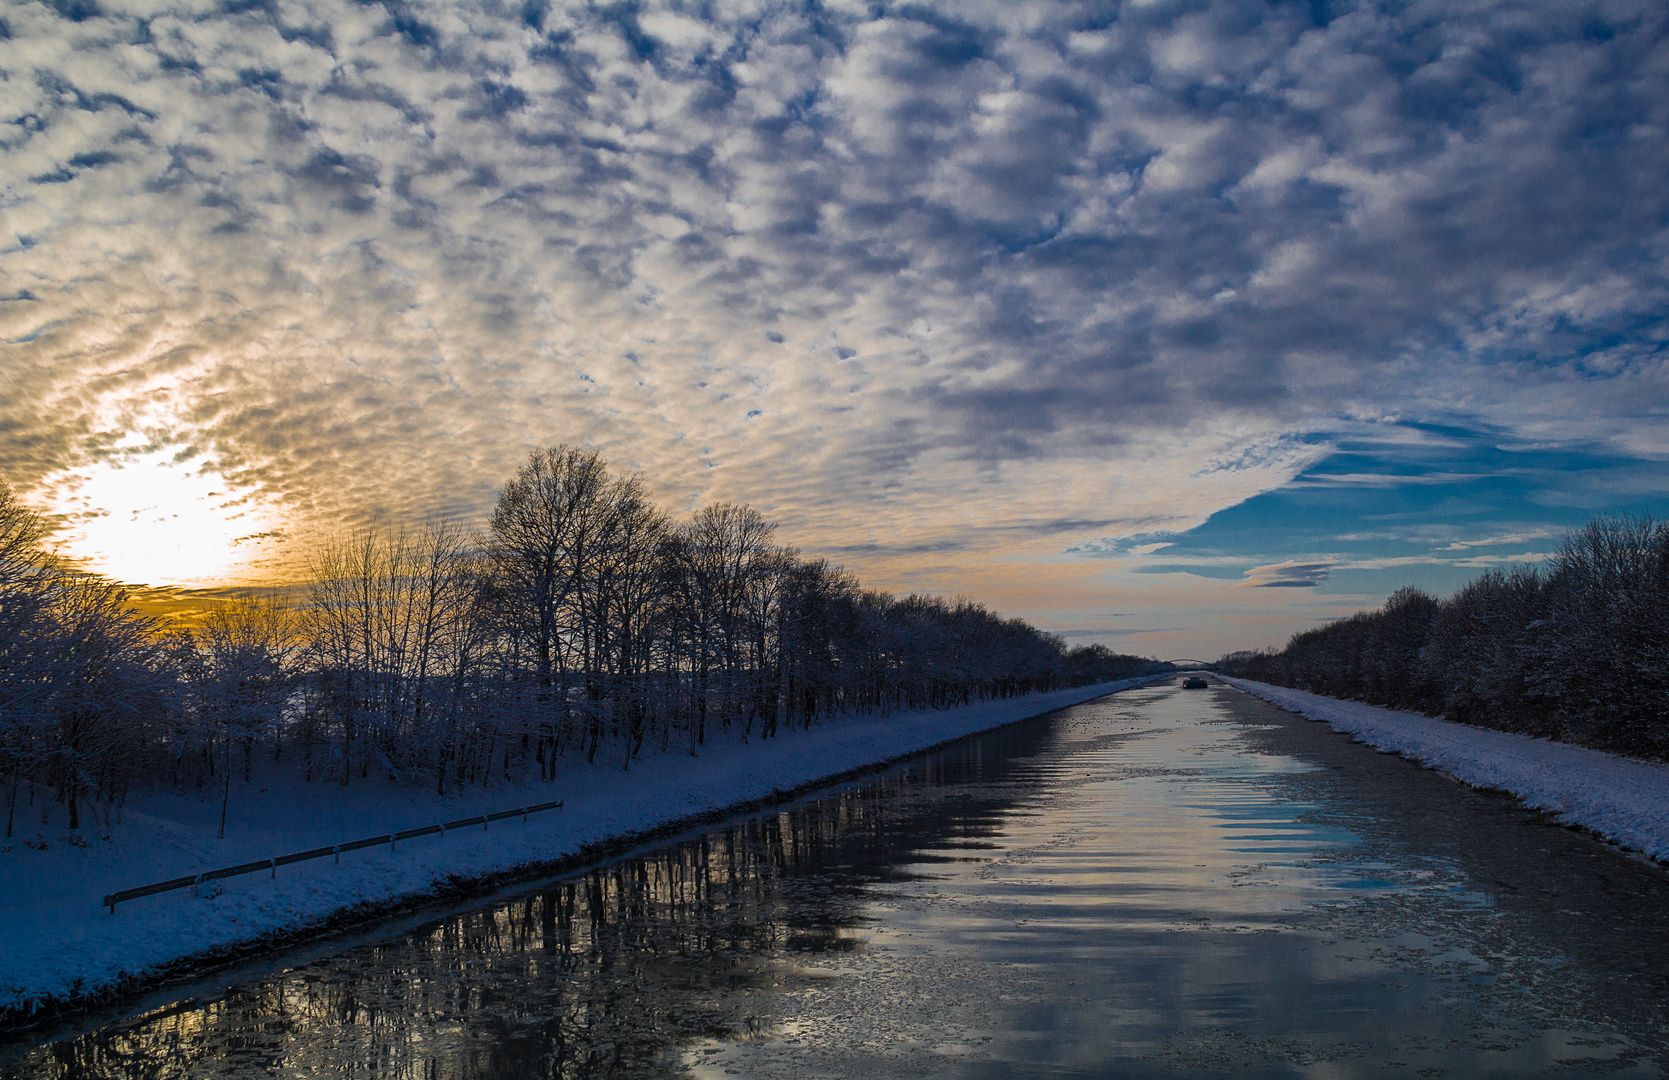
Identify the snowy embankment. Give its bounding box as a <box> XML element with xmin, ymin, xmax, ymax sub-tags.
<box><xmin>0</xmin><ymin>678</ymin><xmax>1155</xmax><ymax>1026</ymax></box>
<box><xmin>1221</xmin><ymin>675</ymin><xmax>1669</xmax><ymax>864</ymax></box>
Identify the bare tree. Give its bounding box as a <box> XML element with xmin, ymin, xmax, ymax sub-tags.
<box><xmin>303</xmin><ymin>520</ymin><xmax>494</xmax><ymax>788</ymax></box>
<box><xmin>0</xmin><ymin>481</ymin><xmax>59</xmax><ymax>837</ymax></box>
<box><xmin>181</xmin><ymin>595</ymin><xmax>301</xmax><ymax>836</ymax></box>
<box><xmin>36</xmin><ymin>574</ymin><xmax>171</xmax><ymax>830</ymax></box>
<box><xmin>673</xmin><ymin>503</ymin><xmax>778</xmax><ymax>746</ymax></box>
<box><xmin>584</xmin><ymin>475</ymin><xmax>673</xmax><ymax>766</ymax></box>
<box><xmin>490</xmin><ymin>447</ymin><xmax>613</xmax><ymax>760</ymax></box>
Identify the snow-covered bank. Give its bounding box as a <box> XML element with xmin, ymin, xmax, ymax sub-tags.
<box><xmin>0</xmin><ymin>678</ymin><xmax>1157</xmax><ymax>1026</ymax></box>
<box><xmin>1220</xmin><ymin>676</ymin><xmax>1669</xmax><ymax>864</ymax></box>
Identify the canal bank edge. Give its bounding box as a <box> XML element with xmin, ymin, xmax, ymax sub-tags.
<box><xmin>1219</xmin><ymin>676</ymin><xmax>1669</xmax><ymax>871</ymax></box>
<box><xmin>0</xmin><ymin>676</ymin><xmax>1164</xmax><ymax>1038</ymax></box>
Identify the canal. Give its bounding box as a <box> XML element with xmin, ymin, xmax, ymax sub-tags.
<box><xmin>5</xmin><ymin>680</ymin><xmax>1668</xmax><ymax>1077</ymax></box>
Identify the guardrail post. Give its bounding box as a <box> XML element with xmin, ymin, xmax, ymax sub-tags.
<box><xmin>269</xmin><ymin>858</ymin><xmax>277</xmax><ymax>879</ymax></box>
<box><xmin>481</xmin><ymin>815</ymin><xmax>489</xmax><ymax>831</ymax></box>
<box><xmin>388</xmin><ymin>833</ymin><xmax>396</xmax><ymax>852</ymax></box>
<box><xmin>333</xmin><ymin>844</ymin><xmax>341</xmax><ymax>864</ymax></box>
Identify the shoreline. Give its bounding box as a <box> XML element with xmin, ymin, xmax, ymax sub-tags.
<box><xmin>0</xmin><ymin>677</ymin><xmax>1160</xmax><ymax>1036</ymax></box>
<box><xmin>1220</xmin><ymin>675</ymin><xmax>1669</xmax><ymax>868</ymax></box>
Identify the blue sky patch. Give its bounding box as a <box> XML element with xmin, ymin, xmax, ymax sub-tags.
<box><xmin>1104</xmin><ymin>420</ymin><xmax>1669</xmax><ymax>598</ymax></box>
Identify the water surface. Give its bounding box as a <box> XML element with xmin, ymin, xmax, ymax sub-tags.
<box><xmin>7</xmin><ymin>681</ymin><xmax>1668</xmax><ymax>1077</ymax></box>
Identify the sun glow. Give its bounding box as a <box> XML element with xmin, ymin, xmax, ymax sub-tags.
<box><xmin>44</xmin><ymin>450</ymin><xmax>283</xmax><ymax>588</ymax></box>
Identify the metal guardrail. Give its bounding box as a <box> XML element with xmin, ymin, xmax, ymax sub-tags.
<box><xmin>101</xmin><ymin>799</ymin><xmax>565</xmax><ymax>914</ymax></box>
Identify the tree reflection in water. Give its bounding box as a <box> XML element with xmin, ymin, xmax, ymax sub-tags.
<box><xmin>10</xmin><ymin>724</ymin><xmax>1048</xmax><ymax>1080</ymax></box>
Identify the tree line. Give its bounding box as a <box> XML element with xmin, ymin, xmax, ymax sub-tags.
<box><xmin>1219</xmin><ymin>516</ymin><xmax>1669</xmax><ymax>761</ymax></box>
<box><xmin>0</xmin><ymin>447</ymin><xmax>1159</xmax><ymax>836</ymax></box>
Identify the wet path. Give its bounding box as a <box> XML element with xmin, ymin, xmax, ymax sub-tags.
<box><xmin>6</xmin><ymin>681</ymin><xmax>1669</xmax><ymax>1077</ymax></box>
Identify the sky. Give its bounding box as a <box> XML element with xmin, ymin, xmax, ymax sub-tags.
<box><xmin>2</xmin><ymin>0</ymin><xmax>1667</xmax><ymax>659</ymax></box>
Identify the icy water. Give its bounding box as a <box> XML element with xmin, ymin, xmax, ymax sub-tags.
<box><xmin>7</xmin><ymin>681</ymin><xmax>1669</xmax><ymax>1078</ymax></box>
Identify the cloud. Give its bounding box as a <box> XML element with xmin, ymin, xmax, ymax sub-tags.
<box><xmin>1436</xmin><ymin>529</ymin><xmax>1563</xmax><ymax>551</ymax></box>
<box><xmin>1065</xmin><ymin>530</ymin><xmax>1178</xmax><ymax>557</ymax></box>
<box><xmin>1291</xmin><ymin>472</ymin><xmax>1489</xmax><ymax>488</ymax></box>
<box><xmin>0</xmin><ymin>0</ymin><xmax>1665</xmax><ymax>593</ymax></box>
<box><xmin>1131</xmin><ymin>562</ymin><xmax>1247</xmax><ymax>579</ymax></box>
<box><xmin>1243</xmin><ymin>562</ymin><xmax>1332</xmax><ymax>588</ymax></box>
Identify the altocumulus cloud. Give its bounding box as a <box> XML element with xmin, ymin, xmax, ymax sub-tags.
<box><xmin>2</xmin><ymin>0</ymin><xmax>1667</xmax><ymax>584</ymax></box>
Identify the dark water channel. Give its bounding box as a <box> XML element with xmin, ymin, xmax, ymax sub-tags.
<box><xmin>7</xmin><ymin>681</ymin><xmax>1669</xmax><ymax>1078</ymax></box>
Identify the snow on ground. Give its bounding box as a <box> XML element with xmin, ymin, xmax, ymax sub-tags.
<box><xmin>0</xmin><ymin>678</ymin><xmax>1157</xmax><ymax>1021</ymax></box>
<box><xmin>1221</xmin><ymin>675</ymin><xmax>1669</xmax><ymax>865</ymax></box>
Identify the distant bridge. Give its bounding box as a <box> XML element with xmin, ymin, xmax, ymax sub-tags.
<box><xmin>1160</xmin><ymin>658</ymin><xmax>1220</xmax><ymax>672</ymax></box>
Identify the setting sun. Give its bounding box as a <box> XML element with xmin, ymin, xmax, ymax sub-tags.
<box><xmin>43</xmin><ymin>449</ymin><xmax>280</xmax><ymax>588</ymax></box>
